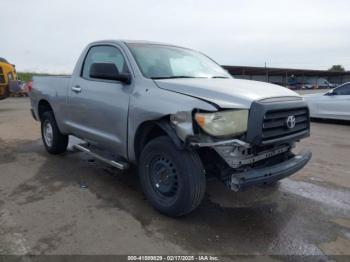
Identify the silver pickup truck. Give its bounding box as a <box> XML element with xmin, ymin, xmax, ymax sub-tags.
<box><xmin>30</xmin><ymin>40</ymin><xmax>312</xmax><ymax>216</ymax></box>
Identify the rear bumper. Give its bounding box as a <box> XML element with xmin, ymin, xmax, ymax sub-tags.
<box><xmin>227</xmin><ymin>149</ymin><xmax>312</xmax><ymax>191</ymax></box>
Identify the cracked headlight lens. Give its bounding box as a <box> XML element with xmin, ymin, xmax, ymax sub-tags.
<box><xmin>195</xmin><ymin>110</ymin><xmax>248</xmax><ymax>137</ymax></box>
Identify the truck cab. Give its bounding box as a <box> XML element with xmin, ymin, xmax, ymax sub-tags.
<box><xmin>30</xmin><ymin>40</ymin><xmax>312</xmax><ymax>217</ymax></box>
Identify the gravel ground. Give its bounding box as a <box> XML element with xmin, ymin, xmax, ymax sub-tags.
<box><xmin>0</xmin><ymin>97</ymin><xmax>349</xmax><ymax>259</ymax></box>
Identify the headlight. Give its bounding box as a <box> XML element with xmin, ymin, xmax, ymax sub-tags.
<box><xmin>195</xmin><ymin>110</ymin><xmax>248</xmax><ymax>137</ymax></box>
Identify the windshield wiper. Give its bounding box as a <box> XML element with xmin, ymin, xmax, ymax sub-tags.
<box><xmin>151</xmin><ymin>76</ymin><xmax>203</xmax><ymax>80</ymax></box>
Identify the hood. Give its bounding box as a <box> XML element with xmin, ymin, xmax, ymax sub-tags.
<box><xmin>154</xmin><ymin>78</ymin><xmax>300</xmax><ymax>109</ymax></box>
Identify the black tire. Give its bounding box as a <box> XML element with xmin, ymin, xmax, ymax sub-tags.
<box><xmin>41</xmin><ymin>111</ymin><xmax>69</xmax><ymax>154</ymax></box>
<box><xmin>139</xmin><ymin>136</ymin><xmax>206</xmax><ymax>217</ymax></box>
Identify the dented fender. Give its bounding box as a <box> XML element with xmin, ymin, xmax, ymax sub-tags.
<box><xmin>127</xmin><ymin>79</ymin><xmax>217</xmax><ymax>163</ymax></box>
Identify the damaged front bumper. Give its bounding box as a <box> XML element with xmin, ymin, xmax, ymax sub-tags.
<box><xmin>190</xmin><ymin>137</ymin><xmax>291</xmax><ymax>169</ymax></box>
<box><xmin>227</xmin><ymin>149</ymin><xmax>312</xmax><ymax>191</ymax></box>
<box><xmin>188</xmin><ymin>134</ymin><xmax>311</xmax><ymax>191</ymax></box>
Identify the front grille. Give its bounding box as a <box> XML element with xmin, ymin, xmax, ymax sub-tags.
<box><xmin>262</xmin><ymin>107</ymin><xmax>309</xmax><ymax>143</ymax></box>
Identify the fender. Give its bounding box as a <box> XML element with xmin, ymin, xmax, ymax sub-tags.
<box><xmin>155</xmin><ymin>120</ymin><xmax>184</xmax><ymax>150</ymax></box>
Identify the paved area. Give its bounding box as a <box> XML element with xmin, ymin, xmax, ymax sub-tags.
<box><xmin>0</xmin><ymin>97</ymin><xmax>349</xmax><ymax>257</ymax></box>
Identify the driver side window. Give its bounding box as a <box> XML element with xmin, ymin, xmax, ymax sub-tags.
<box><xmin>82</xmin><ymin>45</ymin><xmax>129</xmax><ymax>79</ymax></box>
<box><xmin>334</xmin><ymin>83</ymin><xmax>350</xmax><ymax>95</ymax></box>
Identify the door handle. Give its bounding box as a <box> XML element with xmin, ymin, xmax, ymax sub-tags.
<box><xmin>71</xmin><ymin>85</ymin><xmax>82</xmax><ymax>93</ymax></box>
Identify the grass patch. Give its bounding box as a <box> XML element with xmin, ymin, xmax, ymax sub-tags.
<box><xmin>17</xmin><ymin>72</ymin><xmax>68</xmax><ymax>82</ymax></box>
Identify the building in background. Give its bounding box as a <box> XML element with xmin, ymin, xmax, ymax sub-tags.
<box><xmin>223</xmin><ymin>65</ymin><xmax>350</xmax><ymax>89</ymax></box>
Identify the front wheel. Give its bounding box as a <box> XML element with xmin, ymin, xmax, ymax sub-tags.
<box><xmin>41</xmin><ymin>111</ymin><xmax>69</xmax><ymax>154</ymax></box>
<box><xmin>139</xmin><ymin>136</ymin><xmax>206</xmax><ymax>217</ymax></box>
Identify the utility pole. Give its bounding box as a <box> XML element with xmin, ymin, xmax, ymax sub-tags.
<box><xmin>265</xmin><ymin>62</ymin><xmax>269</xmax><ymax>83</ymax></box>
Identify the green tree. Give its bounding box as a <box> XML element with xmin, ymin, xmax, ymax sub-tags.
<box><xmin>328</xmin><ymin>65</ymin><xmax>345</xmax><ymax>72</ymax></box>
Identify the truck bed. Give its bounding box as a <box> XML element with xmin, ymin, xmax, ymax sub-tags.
<box><xmin>32</xmin><ymin>75</ymin><xmax>71</xmax><ymax>96</ymax></box>
<box><xmin>31</xmin><ymin>75</ymin><xmax>72</xmax><ymax>127</ymax></box>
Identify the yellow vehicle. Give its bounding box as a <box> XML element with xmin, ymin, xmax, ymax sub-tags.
<box><xmin>0</xmin><ymin>57</ymin><xmax>18</xmax><ymax>100</ymax></box>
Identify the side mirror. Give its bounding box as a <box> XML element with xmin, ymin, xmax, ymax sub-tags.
<box><xmin>116</xmin><ymin>73</ymin><xmax>132</xmax><ymax>85</ymax></box>
<box><xmin>89</xmin><ymin>63</ymin><xmax>131</xmax><ymax>84</ymax></box>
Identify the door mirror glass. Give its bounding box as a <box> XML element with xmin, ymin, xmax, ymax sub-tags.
<box><xmin>89</xmin><ymin>63</ymin><xmax>131</xmax><ymax>84</ymax></box>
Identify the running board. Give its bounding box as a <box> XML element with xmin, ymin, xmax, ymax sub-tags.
<box><xmin>73</xmin><ymin>144</ymin><xmax>129</xmax><ymax>170</ymax></box>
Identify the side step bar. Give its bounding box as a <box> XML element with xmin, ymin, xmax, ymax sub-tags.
<box><xmin>73</xmin><ymin>144</ymin><xmax>129</xmax><ymax>170</ymax></box>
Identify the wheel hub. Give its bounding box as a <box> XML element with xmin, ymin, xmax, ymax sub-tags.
<box><xmin>43</xmin><ymin>121</ymin><xmax>53</xmax><ymax>147</ymax></box>
<box><xmin>150</xmin><ymin>156</ymin><xmax>178</xmax><ymax>197</ymax></box>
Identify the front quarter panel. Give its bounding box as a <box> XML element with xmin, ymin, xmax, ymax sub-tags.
<box><xmin>128</xmin><ymin>79</ymin><xmax>217</xmax><ymax>162</ymax></box>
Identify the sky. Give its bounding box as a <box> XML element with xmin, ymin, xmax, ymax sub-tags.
<box><xmin>2</xmin><ymin>0</ymin><xmax>350</xmax><ymax>73</ymax></box>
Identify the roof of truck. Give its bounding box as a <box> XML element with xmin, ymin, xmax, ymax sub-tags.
<box><xmin>91</xmin><ymin>39</ymin><xmax>184</xmax><ymax>48</ymax></box>
<box><xmin>123</xmin><ymin>40</ymin><xmax>173</xmax><ymax>45</ymax></box>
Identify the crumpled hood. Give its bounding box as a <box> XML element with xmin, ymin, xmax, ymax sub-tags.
<box><xmin>154</xmin><ymin>78</ymin><xmax>300</xmax><ymax>109</ymax></box>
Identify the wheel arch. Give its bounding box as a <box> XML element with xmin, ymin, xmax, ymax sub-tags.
<box><xmin>133</xmin><ymin>116</ymin><xmax>184</xmax><ymax>162</ymax></box>
<box><xmin>38</xmin><ymin>99</ymin><xmax>54</xmax><ymax>121</ymax></box>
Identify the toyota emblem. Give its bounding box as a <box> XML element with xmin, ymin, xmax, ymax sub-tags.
<box><xmin>286</xmin><ymin>115</ymin><xmax>296</xmax><ymax>129</ymax></box>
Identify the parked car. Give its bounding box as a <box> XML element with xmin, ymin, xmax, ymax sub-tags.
<box><xmin>30</xmin><ymin>40</ymin><xmax>312</xmax><ymax>216</ymax></box>
<box><xmin>302</xmin><ymin>78</ymin><xmax>336</xmax><ymax>89</ymax></box>
<box><xmin>287</xmin><ymin>83</ymin><xmax>303</xmax><ymax>90</ymax></box>
<box><xmin>303</xmin><ymin>82</ymin><xmax>350</xmax><ymax>120</ymax></box>
<box><xmin>287</xmin><ymin>77</ymin><xmax>303</xmax><ymax>90</ymax></box>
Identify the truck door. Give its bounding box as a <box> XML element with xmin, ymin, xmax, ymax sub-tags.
<box><xmin>67</xmin><ymin>45</ymin><xmax>132</xmax><ymax>157</ymax></box>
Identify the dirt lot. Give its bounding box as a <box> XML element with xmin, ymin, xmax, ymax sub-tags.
<box><xmin>0</xmin><ymin>97</ymin><xmax>350</xmax><ymax>258</ymax></box>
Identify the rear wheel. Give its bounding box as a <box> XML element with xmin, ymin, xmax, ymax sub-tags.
<box><xmin>139</xmin><ymin>136</ymin><xmax>206</xmax><ymax>217</ymax></box>
<box><xmin>41</xmin><ymin>111</ymin><xmax>69</xmax><ymax>154</ymax></box>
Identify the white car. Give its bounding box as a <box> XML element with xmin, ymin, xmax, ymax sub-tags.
<box><xmin>303</xmin><ymin>82</ymin><xmax>350</xmax><ymax>120</ymax></box>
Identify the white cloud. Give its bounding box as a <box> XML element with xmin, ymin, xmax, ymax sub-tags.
<box><xmin>1</xmin><ymin>0</ymin><xmax>350</xmax><ymax>73</ymax></box>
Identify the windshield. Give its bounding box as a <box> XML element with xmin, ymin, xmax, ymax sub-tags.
<box><xmin>127</xmin><ymin>43</ymin><xmax>231</xmax><ymax>79</ymax></box>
